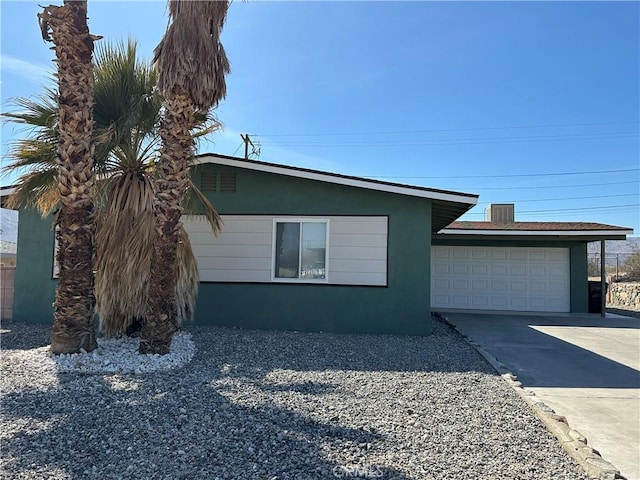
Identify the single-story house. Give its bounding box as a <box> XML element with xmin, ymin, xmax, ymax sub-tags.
<box><xmin>5</xmin><ymin>154</ymin><xmax>633</xmax><ymax>335</ymax></box>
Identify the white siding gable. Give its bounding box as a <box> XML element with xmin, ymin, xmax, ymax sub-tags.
<box><xmin>183</xmin><ymin>215</ymin><xmax>387</xmax><ymax>286</ymax></box>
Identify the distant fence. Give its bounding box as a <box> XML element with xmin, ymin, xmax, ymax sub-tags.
<box><xmin>1</xmin><ymin>266</ymin><xmax>15</xmax><ymax>321</ymax></box>
<box><xmin>587</xmin><ymin>252</ymin><xmax>638</xmax><ymax>280</ymax></box>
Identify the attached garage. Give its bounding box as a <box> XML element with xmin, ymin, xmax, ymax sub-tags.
<box><xmin>432</xmin><ymin>216</ymin><xmax>633</xmax><ymax>315</ymax></box>
<box><xmin>431</xmin><ymin>246</ymin><xmax>570</xmax><ymax>312</ymax></box>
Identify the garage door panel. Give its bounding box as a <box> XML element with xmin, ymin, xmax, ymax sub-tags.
<box><xmin>510</xmin><ymin>265</ymin><xmax>527</xmax><ymax>276</ymax></box>
<box><xmin>434</xmin><ymin>279</ymin><xmax>449</xmax><ymax>290</ymax></box>
<box><xmin>510</xmin><ymin>251</ymin><xmax>527</xmax><ymax>261</ymax></box>
<box><xmin>472</xmin><ymin>296</ymin><xmax>489</xmax><ymax>307</ymax></box>
<box><xmin>548</xmin><ymin>250</ymin><xmax>568</xmax><ymax>261</ymax></box>
<box><xmin>452</xmin><ymin>265</ymin><xmax>469</xmax><ymax>274</ymax></box>
<box><xmin>432</xmin><ymin>246</ymin><xmax>570</xmax><ymax>313</ymax></box>
<box><xmin>549</xmin><ymin>281</ymin><xmax>568</xmax><ymax>291</ymax></box>
<box><xmin>472</xmin><ymin>279</ymin><xmax>489</xmax><ymax>291</ymax></box>
<box><xmin>530</xmin><ymin>298</ymin><xmax>547</xmax><ymax>309</ymax></box>
<box><xmin>490</xmin><ymin>297</ymin><xmax>508</xmax><ymax>307</ymax></box>
<box><xmin>549</xmin><ymin>298</ymin><xmax>568</xmax><ymax>309</ymax></box>
<box><xmin>452</xmin><ymin>296</ymin><xmax>469</xmax><ymax>307</ymax></box>
<box><xmin>471</xmin><ymin>250</ymin><xmax>489</xmax><ymax>260</ymax></box>
<box><xmin>510</xmin><ymin>297</ymin><xmax>528</xmax><ymax>309</ymax></box>
<box><xmin>550</xmin><ymin>265</ymin><xmax>567</xmax><ymax>276</ymax></box>
<box><xmin>529</xmin><ymin>266</ymin><xmax>547</xmax><ymax>277</ymax></box>
<box><xmin>433</xmin><ymin>264</ymin><xmax>451</xmax><ymax>275</ymax></box>
<box><xmin>529</xmin><ymin>250</ymin><xmax>547</xmax><ymax>261</ymax></box>
<box><xmin>491</xmin><ymin>250</ymin><xmax>508</xmax><ymax>260</ymax></box>
<box><xmin>472</xmin><ymin>265</ymin><xmax>489</xmax><ymax>275</ymax></box>
<box><xmin>530</xmin><ymin>281</ymin><xmax>547</xmax><ymax>293</ymax></box>
<box><xmin>453</xmin><ymin>249</ymin><xmax>469</xmax><ymax>260</ymax></box>
<box><xmin>491</xmin><ymin>265</ymin><xmax>508</xmax><ymax>275</ymax></box>
<box><xmin>453</xmin><ymin>279</ymin><xmax>469</xmax><ymax>290</ymax></box>
<box><xmin>433</xmin><ymin>294</ymin><xmax>450</xmax><ymax>306</ymax></box>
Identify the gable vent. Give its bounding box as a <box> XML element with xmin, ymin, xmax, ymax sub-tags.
<box><xmin>201</xmin><ymin>171</ymin><xmax>218</xmax><ymax>192</ymax></box>
<box><xmin>219</xmin><ymin>171</ymin><xmax>237</xmax><ymax>193</ymax></box>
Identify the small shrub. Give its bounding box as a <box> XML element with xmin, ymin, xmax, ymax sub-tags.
<box><xmin>621</xmin><ymin>249</ymin><xmax>640</xmax><ymax>281</ymax></box>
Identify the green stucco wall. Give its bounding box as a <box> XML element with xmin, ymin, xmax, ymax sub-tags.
<box><xmin>570</xmin><ymin>243</ymin><xmax>588</xmax><ymax>313</ymax></box>
<box><xmin>192</xmin><ymin>164</ymin><xmax>433</xmax><ymax>335</ymax></box>
<box><xmin>13</xmin><ymin>165</ymin><xmax>434</xmax><ymax>335</ymax></box>
<box><xmin>431</xmin><ymin>237</ymin><xmax>589</xmax><ymax>313</ymax></box>
<box><xmin>12</xmin><ymin>208</ymin><xmax>56</xmax><ymax>323</ymax></box>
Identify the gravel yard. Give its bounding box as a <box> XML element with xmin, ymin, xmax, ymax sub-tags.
<box><xmin>0</xmin><ymin>318</ymin><xmax>590</xmax><ymax>480</ymax></box>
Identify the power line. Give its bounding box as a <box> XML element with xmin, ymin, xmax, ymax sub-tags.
<box><xmin>231</xmin><ymin>142</ymin><xmax>244</xmax><ymax>157</ymax></box>
<box><xmin>465</xmin><ymin>210</ymin><xmax>639</xmax><ymax>219</ymax></box>
<box><xmin>361</xmin><ymin>167</ymin><xmax>639</xmax><ymax>180</ymax></box>
<box><xmin>260</xmin><ymin>132</ymin><xmax>638</xmax><ymax>148</ymax></box>
<box><xmin>470</xmin><ymin>180</ymin><xmax>639</xmax><ymax>190</ymax></box>
<box><xmin>482</xmin><ymin>193</ymin><xmax>638</xmax><ymax>204</ymax></box>
<box><xmin>465</xmin><ymin>203</ymin><xmax>639</xmax><ymax>215</ymax></box>
<box><xmin>254</xmin><ymin>121</ymin><xmax>640</xmax><ymax>137</ymax></box>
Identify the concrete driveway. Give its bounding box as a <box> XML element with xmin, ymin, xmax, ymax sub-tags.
<box><xmin>444</xmin><ymin>311</ymin><xmax>640</xmax><ymax>480</ymax></box>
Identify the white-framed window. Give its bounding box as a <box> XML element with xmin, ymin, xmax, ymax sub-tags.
<box><xmin>272</xmin><ymin>218</ymin><xmax>329</xmax><ymax>283</ymax></box>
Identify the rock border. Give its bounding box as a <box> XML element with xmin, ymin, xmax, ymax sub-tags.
<box><xmin>433</xmin><ymin>312</ymin><xmax>626</xmax><ymax>480</ymax></box>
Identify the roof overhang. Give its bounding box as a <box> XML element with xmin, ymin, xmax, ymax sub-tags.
<box><xmin>436</xmin><ymin>228</ymin><xmax>633</xmax><ymax>242</ymax></box>
<box><xmin>196</xmin><ymin>154</ymin><xmax>479</xmax><ymax>232</ymax></box>
<box><xmin>0</xmin><ymin>186</ymin><xmax>16</xmax><ymax>197</ymax></box>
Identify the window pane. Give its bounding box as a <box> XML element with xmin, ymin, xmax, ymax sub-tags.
<box><xmin>301</xmin><ymin>222</ymin><xmax>326</xmax><ymax>279</ymax></box>
<box><xmin>275</xmin><ymin>222</ymin><xmax>300</xmax><ymax>278</ymax></box>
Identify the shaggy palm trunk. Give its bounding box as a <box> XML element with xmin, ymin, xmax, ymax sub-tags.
<box><xmin>39</xmin><ymin>0</ymin><xmax>98</xmax><ymax>354</ymax></box>
<box><xmin>139</xmin><ymin>91</ymin><xmax>196</xmax><ymax>354</ymax></box>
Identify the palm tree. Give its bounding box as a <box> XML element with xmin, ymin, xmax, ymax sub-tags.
<box><xmin>3</xmin><ymin>40</ymin><xmax>221</xmax><ymax>342</ymax></box>
<box><xmin>141</xmin><ymin>0</ymin><xmax>230</xmax><ymax>354</ymax></box>
<box><xmin>37</xmin><ymin>0</ymin><xmax>99</xmax><ymax>354</ymax></box>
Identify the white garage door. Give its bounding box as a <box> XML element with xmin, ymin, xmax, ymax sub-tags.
<box><xmin>431</xmin><ymin>246</ymin><xmax>570</xmax><ymax>312</ymax></box>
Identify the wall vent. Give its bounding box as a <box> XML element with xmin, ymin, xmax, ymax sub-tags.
<box><xmin>200</xmin><ymin>171</ymin><xmax>237</xmax><ymax>193</ymax></box>
<box><xmin>219</xmin><ymin>172</ymin><xmax>237</xmax><ymax>193</ymax></box>
<box><xmin>201</xmin><ymin>171</ymin><xmax>218</xmax><ymax>192</ymax></box>
<box><xmin>485</xmin><ymin>204</ymin><xmax>515</xmax><ymax>223</ymax></box>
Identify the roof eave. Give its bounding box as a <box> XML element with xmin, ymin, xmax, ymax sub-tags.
<box><xmin>436</xmin><ymin>228</ymin><xmax>634</xmax><ymax>241</ymax></box>
<box><xmin>195</xmin><ymin>154</ymin><xmax>479</xmax><ymax>205</ymax></box>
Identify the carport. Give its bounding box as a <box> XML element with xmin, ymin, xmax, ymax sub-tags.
<box><xmin>432</xmin><ymin>211</ymin><xmax>633</xmax><ymax>315</ymax></box>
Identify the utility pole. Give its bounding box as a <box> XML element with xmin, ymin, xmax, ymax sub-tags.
<box><xmin>241</xmin><ymin>134</ymin><xmax>257</xmax><ymax>159</ymax></box>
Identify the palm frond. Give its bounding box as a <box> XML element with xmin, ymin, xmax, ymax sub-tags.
<box><xmin>4</xmin><ymin>168</ymin><xmax>59</xmax><ymax>215</ymax></box>
<box><xmin>95</xmin><ymin>207</ymin><xmax>155</xmax><ymax>336</ymax></box>
<box><xmin>1</xmin><ymin>88</ymin><xmax>58</xmax><ymax>130</ymax></box>
<box><xmin>2</xmin><ymin>38</ymin><xmax>163</xmax><ymax>217</ymax></box>
<box><xmin>2</xmin><ymin>138</ymin><xmax>57</xmax><ymax>173</ymax></box>
<box><xmin>153</xmin><ymin>1</ymin><xmax>230</xmax><ymax>110</ymax></box>
<box><xmin>95</xmin><ymin>170</ymin><xmax>198</xmax><ymax>335</ymax></box>
<box><xmin>183</xmin><ymin>180</ymin><xmax>223</xmax><ymax>236</ymax></box>
<box><xmin>92</xmin><ymin>38</ymin><xmax>162</xmax><ymax>169</ymax></box>
<box><xmin>176</xmin><ymin>227</ymin><xmax>198</xmax><ymax>323</ymax></box>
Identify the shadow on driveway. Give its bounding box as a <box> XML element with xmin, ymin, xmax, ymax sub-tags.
<box><xmin>443</xmin><ymin>312</ymin><xmax>640</xmax><ymax>389</ymax></box>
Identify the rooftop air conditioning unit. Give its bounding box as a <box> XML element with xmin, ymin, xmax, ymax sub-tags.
<box><xmin>485</xmin><ymin>204</ymin><xmax>515</xmax><ymax>223</ymax></box>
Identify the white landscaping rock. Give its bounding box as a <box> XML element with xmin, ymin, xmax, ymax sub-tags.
<box><xmin>8</xmin><ymin>332</ymin><xmax>195</xmax><ymax>375</ymax></box>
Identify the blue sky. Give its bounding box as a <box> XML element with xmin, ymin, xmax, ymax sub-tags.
<box><xmin>1</xmin><ymin>1</ymin><xmax>638</xmax><ymax>232</ymax></box>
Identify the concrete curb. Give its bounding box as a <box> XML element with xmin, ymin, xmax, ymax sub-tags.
<box><xmin>436</xmin><ymin>313</ymin><xmax>626</xmax><ymax>480</ymax></box>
